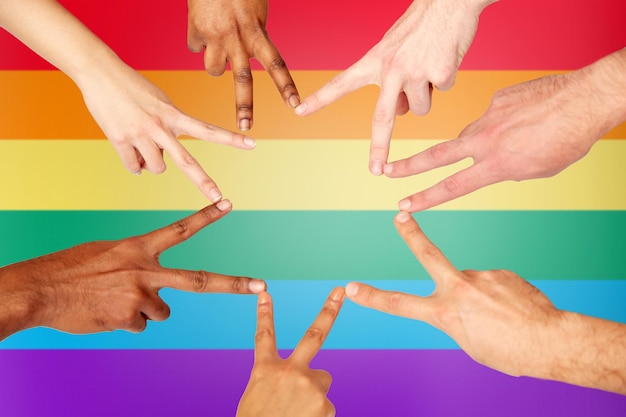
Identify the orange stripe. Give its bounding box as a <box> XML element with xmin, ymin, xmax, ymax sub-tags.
<box><xmin>1</xmin><ymin>70</ymin><xmax>624</xmax><ymax>139</ymax></box>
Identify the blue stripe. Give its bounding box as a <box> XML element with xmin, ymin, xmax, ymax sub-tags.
<box><xmin>2</xmin><ymin>280</ymin><xmax>625</xmax><ymax>349</ymax></box>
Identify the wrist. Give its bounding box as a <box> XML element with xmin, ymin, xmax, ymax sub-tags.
<box><xmin>572</xmin><ymin>48</ymin><xmax>626</xmax><ymax>136</ymax></box>
<box><xmin>0</xmin><ymin>266</ymin><xmax>41</xmax><ymax>341</ymax></box>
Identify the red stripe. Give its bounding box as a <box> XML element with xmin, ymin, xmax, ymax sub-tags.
<box><xmin>1</xmin><ymin>0</ymin><xmax>624</xmax><ymax>70</ymax></box>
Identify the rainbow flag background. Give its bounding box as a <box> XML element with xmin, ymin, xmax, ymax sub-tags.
<box><xmin>1</xmin><ymin>0</ymin><xmax>626</xmax><ymax>415</ymax></box>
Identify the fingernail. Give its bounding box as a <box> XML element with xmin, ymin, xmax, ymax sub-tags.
<box><xmin>239</xmin><ymin>119</ymin><xmax>250</xmax><ymax>131</ymax></box>
<box><xmin>288</xmin><ymin>94</ymin><xmax>301</xmax><ymax>108</ymax></box>
<box><xmin>345</xmin><ymin>282</ymin><xmax>359</xmax><ymax>297</ymax></box>
<box><xmin>370</xmin><ymin>160</ymin><xmax>383</xmax><ymax>176</ymax></box>
<box><xmin>249</xmin><ymin>279</ymin><xmax>266</xmax><ymax>294</ymax></box>
<box><xmin>396</xmin><ymin>211</ymin><xmax>411</xmax><ymax>223</ymax></box>
<box><xmin>398</xmin><ymin>199</ymin><xmax>411</xmax><ymax>211</ymax></box>
<box><xmin>209</xmin><ymin>188</ymin><xmax>222</xmax><ymax>203</ymax></box>
<box><xmin>383</xmin><ymin>164</ymin><xmax>393</xmax><ymax>175</ymax></box>
<box><xmin>216</xmin><ymin>199</ymin><xmax>231</xmax><ymax>211</ymax></box>
<box><xmin>294</xmin><ymin>102</ymin><xmax>307</xmax><ymax>115</ymax></box>
<box><xmin>330</xmin><ymin>287</ymin><xmax>345</xmax><ymax>301</ymax></box>
<box><xmin>243</xmin><ymin>137</ymin><xmax>256</xmax><ymax>148</ymax></box>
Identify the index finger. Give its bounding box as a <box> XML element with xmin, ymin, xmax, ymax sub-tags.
<box><xmin>255</xmin><ymin>38</ymin><xmax>300</xmax><ymax>109</ymax></box>
<box><xmin>254</xmin><ymin>291</ymin><xmax>279</xmax><ymax>363</ymax></box>
<box><xmin>290</xmin><ymin>287</ymin><xmax>345</xmax><ymax>366</ymax></box>
<box><xmin>294</xmin><ymin>60</ymin><xmax>371</xmax><ymax>117</ymax></box>
<box><xmin>394</xmin><ymin>211</ymin><xmax>459</xmax><ymax>286</ymax></box>
<box><xmin>369</xmin><ymin>78</ymin><xmax>403</xmax><ymax>175</ymax></box>
<box><xmin>141</xmin><ymin>201</ymin><xmax>232</xmax><ymax>255</ymax></box>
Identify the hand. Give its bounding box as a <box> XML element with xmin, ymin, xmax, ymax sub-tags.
<box><xmin>236</xmin><ymin>288</ymin><xmax>345</xmax><ymax>417</ymax></box>
<box><xmin>0</xmin><ymin>0</ymin><xmax>257</xmax><ymax>203</ymax></box>
<box><xmin>77</xmin><ymin>62</ymin><xmax>257</xmax><ymax>203</ymax></box>
<box><xmin>345</xmin><ymin>212</ymin><xmax>626</xmax><ymax>394</ymax></box>
<box><xmin>187</xmin><ymin>0</ymin><xmax>300</xmax><ymax>131</ymax></box>
<box><xmin>0</xmin><ymin>200</ymin><xmax>266</xmax><ymax>340</ymax></box>
<box><xmin>346</xmin><ymin>211</ymin><xmax>564</xmax><ymax>378</ymax></box>
<box><xmin>385</xmin><ymin>48</ymin><xmax>626</xmax><ymax>212</ymax></box>
<box><xmin>295</xmin><ymin>0</ymin><xmax>495</xmax><ymax>175</ymax></box>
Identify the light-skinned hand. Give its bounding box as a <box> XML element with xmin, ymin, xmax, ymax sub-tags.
<box><xmin>295</xmin><ymin>0</ymin><xmax>497</xmax><ymax>175</ymax></box>
<box><xmin>346</xmin><ymin>211</ymin><xmax>626</xmax><ymax>394</ymax></box>
<box><xmin>0</xmin><ymin>0</ymin><xmax>257</xmax><ymax>203</ymax></box>
<box><xmin>236</xmin><ymin>288</ymin><xmax>345</xmax><ymax>417</ymax></box>
<box><xmin>385</xmin><ymin>47</ymin><xmax>626</xmax><ymax>211</ymax></box>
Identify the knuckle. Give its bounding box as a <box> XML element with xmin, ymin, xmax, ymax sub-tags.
<box><xmin>441</xmin><ymin>175</ymin><xmax>463</xmax><ymax>196</ymax></box>
<box><xmin>179</xmin><ymin>152</ymin><xmax>198</xmax><ymax>169</ymax></box>
<box><xmin>170</xmin><ymin>219</ymin><xmax>190</xmax><ymax>237</ymax></box>
<box><xmin>191</xmin><ymin>270</ymin><xmax>209</xmax><ymax>292</ymax></box>
<box><xmin>430</xmin><ymin>70</ymin><xmax>456</xmax><ymax>91</ymax></box>
<box><xmin>386</xmin><ymin>292</ymin><xmax>403</xmax><ymax>312</ymax></box>
<box><xmin>427</xmin><ymin>143</ymin><xmax>448</xmax><ymax>163</ymax></box>
<box><xmin>255</xmin><ymin>326</ymin><xmax>275</xmax><ymax>342</ymax></box>
<box><xmin>372</xmin><ymin>108</ymin><xmax>394</xmax><ymax>126</ymax></box>
<box><xmin>280</xmin><ymin>82</ymin><xmax>297</xmax><ymax>97</ymax></box>
<box><xmin>230</xmin><ymin>277</ymin><xmax>246</xmax><ymax>293</ymax></box>
<box><xmin>303</xmin><ymin>326</ymin><xmax>325</xmax><ymax>344</ymax></box>
<box><xmin>236</xmin><ymin>102</ymin><xmax>253</xmax><ymax>113</ymax></box>
<box><xmin>235</xmin><ymin>68</ymin><xmax>253</xmax><ymax>84</ymax></box>
<box><xmin>200</xmin><ymin>205</ymin><xmax>217</xmax><ymax>221</ymax></box>
<box><xmin>419</xmin><ymin>243</ymin><xmax>442</xmax><ymax>263</ymax></box>
<box><xmin>320</xmin><ymin>302</ymin><xmax>339</xmax><ymax>318</ymax></box>
<box><xmin>269</xmin><ymin>56</ymin><xmax>287</xmax><ymax>71</ymax></box>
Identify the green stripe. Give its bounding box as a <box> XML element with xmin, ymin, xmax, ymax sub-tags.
<box><xmin>1</xmin><ymin>211</ymin><xmax>625</xmax><ymax>280</ymax></box>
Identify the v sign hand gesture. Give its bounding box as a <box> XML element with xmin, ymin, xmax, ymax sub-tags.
<box><xmin>237</xmin><ymin>288</ymin><xmax>345</xmax><ymax>417</ymax></box>
<box><xmin>345</xmin><ymin>212</ymin><xmax>626</xmax><ymax>395</ymax></box>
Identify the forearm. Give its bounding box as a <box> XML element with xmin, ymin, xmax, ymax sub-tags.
<box><xmin>532</xmin><ymin>311</ymin><xmax>626</xmax><ymax>395</ymax></box>
<box><xmin>571</xmin><ymin>47</ymin><xmax>626</xmax><ymax>141</ymax></box>
<box><xmin>0</xmin><ymin>0</ymin><xmax>124</xmax><ymax>87</ymax></box>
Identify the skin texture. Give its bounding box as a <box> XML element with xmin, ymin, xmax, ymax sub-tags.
<box><xmin>0</xmin><ymin>0</ymin><xmax>256</xmax><ymax>202</ymax></box>
<box><xmin>0</xmin><ymin>201</ymin><xmax>267</xmax><ymax>341</ymax></box>
<box><xmin>385</xmin><ymin>47</ymin><xmax>626</xmax><ymax>212</ymax></box>
<box><xmin>346</xmin><ymin>212</ymin><xmax>626</xmax><ymax>395</ymax></box>
<box><xmin>187</xmin><ymin>0</ymin><xmax>300</xmax><ymax>131</ymax></box>
<box><xmin>295</xmin><ymin>0</ymin><xmax>497</xmax><ymax>175</ymax></box>
<box><xmin>236</xmin><ymin>288</ymin><xmax>345</xmax><ymax>417</ymax></box>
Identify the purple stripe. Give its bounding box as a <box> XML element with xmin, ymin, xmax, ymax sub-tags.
<box><xmin>1</xmin><ymin>350</ymin><xmax>624</xmax><ymax>417</ymax></box>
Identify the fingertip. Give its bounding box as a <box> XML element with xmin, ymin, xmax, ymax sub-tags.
<box><xmin>243</xmin><ymin>137</ymin><xmax>256</xmax><ymax>149</ymax></box>
<box><xmin>215</xmin><ymin>199</ymin><xmax>232</xmax><ymax>212</ymax></box>
<box><xmin>258</xmin><ymin>291</ymin><xmax>272</xmax><ymax>311</ymax></box>
<box><xmin>330</xmin><ymin>286</ymin><xmax>345</xmax><ymax>301</ymax></box>
<box><xmin>398</xmin><ymin>199</ymin><xmax>411</xmax><ymax>211</ymax></box>
<box><xmin>249</xmin><ymin>279</ymin><xmax>267</xmax><ymax>294</ymax></box>
<box><xmin>345</xmin><ymin>282</ymin><xmax>359</xmax><ymax>298</ymax></box>
<box><xmin>395</xmin><ymin>211</ymin><xmax>412</xmax><ymax>224</ymax></box>
<box><xmin>288</xmin><ymin>94</ymin><xmax>301</xmax><ymax>108</ymax></box>
<box><xmin>370</xmin><ymin>160</ymin><xmax>383</xmax><ymax>176</ymax></box>
<box><xmin>294</xmin><ymin>101</ymin><xmax>308</xmax><ymax>116</ymax></box>
<box><xmin>209</xmin><ymin>188</ymin><xmax>223</xmax><ymax>203</ymax></box>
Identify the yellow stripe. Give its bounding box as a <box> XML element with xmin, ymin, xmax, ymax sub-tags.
<box><xmin>1</xmin><ymin>139</ymin><xmax>625</xmax><ymax>210</ymax></box>
<box><xmin>2</xmin><ymin>70</ymin><xmax>625</xmax><ymax>139</ymax></box>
